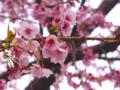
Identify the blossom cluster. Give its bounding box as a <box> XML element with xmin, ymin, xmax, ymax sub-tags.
<box><xmin>0</xmin><ymin>0</ymin><xmax>119</xmax><ymax>90</ymax></box>
<box><xmin>5</xmin><ymin>22</ymin><xmax>69</xmax><ymax>81</ymax></box>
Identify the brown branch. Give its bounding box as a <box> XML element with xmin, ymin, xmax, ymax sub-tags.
<box><xmin>0</xmin><ymin>15</ymin><xmax>38</xmax><ymax>24</ymax></box>
<box><xmin>95</xmin><ymin>0</ymin><xmax>120</xmax><ymax>15</ymax></box>
<box><xmin>0</xmin><ymin>36</ymin><xmax>119</xmax><ymax>52</ymax></box>
<box><xmin>0</xmin><ymin>36</ymin><xmax>119</xmax><ymax>43</ymax></box>
<box><xmin>58</xmin><ymin>37</ymin><xmax>119</xmax><ymax>41</ymax></box>
<box><xmin>99</xmin><ymin>57</ymin><xmax>120</xmax><ymax>61</ymax></box>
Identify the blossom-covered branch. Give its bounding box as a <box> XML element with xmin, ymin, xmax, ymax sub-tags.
<box><xmin>0</xmin><ymin>36</ymin><xmax>120</xmax><ymax>43</ymax></box>
<box><xmin>0</xmin><ymin>0</ymin><xmax>119</xmax><ymax>90</ymax></box>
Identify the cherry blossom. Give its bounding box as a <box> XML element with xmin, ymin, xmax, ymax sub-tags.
<box><xmin>30</xmin><ymin>64</ymin><xmax>53</xmax><ymax>78</ymax></box>
<box><xmin>52</xmin><ymin>17</ymin><xmax>62</xmax><ymax>26</ymax></box>
<box><xmin>0</xmin><ymin>79</ymin><xmax>6</xmax><ymax>90</ymax></box>
<box><xmin>51</xmin><ymin>5</ymin><xmax>64</xmax><ymax>17</ymax></box>
<box><xmin>26</xmin><ymin>40</ymin><xmax>40</xmax><ymax>52</ymax></box>
<box><xmin>19</xmin><ymin>0</ymin><xmax>28</xmax><ymax>5</ymax></box>
<box><xmin>42</xmin><ymin>36</ymin><xmax>68</xmax><ymax>64</ymax></box>
<box><xmin>7</xmin><ymin>61</ymin><xmax>21</xmax><ymax>81</ymax></box>
<box><xmin>8</xmin><ymin>71</ymin><xmax>21</xmax><ymax>81</ymax></box>
<box><xmin>17</xmin><ymin>56</ymin><xmax>29</xmax><ymax>67</ymax></box>
<box><xmin>10</xmin><ymin>47</ymin><xmax>28</xmax><ymax>59</ymax></box>
<box><xmin>0</xmin><ymin>0</ymin><xmax>119</xmax><ymax>89</ymax></box>
<box><xmin>32</xmin><ymin>4</ymin><xmax>51</xmax><ymax>23</ymax></box>
<box><xmin>19</xmin><ymin>22</ymin><xmax>39</xmax><ymax>40</ymax></box>
<box><xmin>3</xmin><ymin>0</ymin><xmax>14</xmax><ymax>11</ymax></box>
<box><xmin>64</xmin><ymin>9</ymin><xmax>76</xmax><ymax>25</ymax></box>
<box><xmin>42</xmin><ymin>47</ymin><xmax>54</xmax><ymax>58</ymax></box>
<box><xmin>51</xmin><ymin>47</ymin><xmax>68</xmax><ymax>64</ymax></box>
<box><xmin>41</xmin><ymin>0</ymin><xmax>61</xmax><ymax>6</ymax></box>
<box><xmin>61</xmin><ymin>21</ymin><xmax>72</xmax><ymax>37</ymax></box>
<box><xmin>44</xmin><ymin>35</ymin><xmax>59</xmax><ymax>51</ymax></box>
<box><xmin>82</xmin><ymin>82</ymin><xmax>93</xmax><ymax>90</ymax></box>
<box><xmin>11</xmin><ymin>38</ymin><xmax>26</xmax><ymax>48</ymax></box>
<box><xmin>76</xmin><ymin>6</ymin><xmax>91</xmax><ymax>24</ymax></box>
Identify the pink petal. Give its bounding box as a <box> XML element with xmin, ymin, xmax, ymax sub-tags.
<box><xmin>61</xmin><ymin>21</ymin><xmax>72</xmax><ymax>37</ymax></box>
<box><xmin>44</xmin><ymin>35</ymin><xmax>59</xmax><ymax>51</ymax></box>
<box><xmin>51</xmin><ymin>48</ymin><xmax>68</xmax><ymax>64</ymax></box>
<box><xmin>42</xmin><ymin>68</ymin><xmax>53</xmax><ymax>78</ymax></box>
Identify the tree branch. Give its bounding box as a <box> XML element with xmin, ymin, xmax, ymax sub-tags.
<box><xmin>0</xmin><ymin>36</ymin><xmax>119</xmax><ymax>43</ymax></box>
<box><xmin>95</xmin><ymin>0</ymin><xmax>120</xmax><ymax>15</ymax></box>
<box><xmin>99</xmin><ymin>57</ymin><xmax>120</xmax><ymax>61</ymax></box>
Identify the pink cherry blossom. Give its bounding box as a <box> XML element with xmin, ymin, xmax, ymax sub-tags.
<box><xmin>8</xmin><ymin>71</ymin><xmax>21</xmax><ymax>81</ymax></box>
<box><xmin>100</xmin><ymin>21</ymin><xmax>113</xmax><ymax>29</ymax></box>
<box><xmin>8</xmin><ymin>10</ymin><xmax>18</xmax><ymax>18</ymax></box>
<box><xmin>64</xmin><ymin>9</ymin><xmax>76</xmax><ymax>25</ymax></box>
<box><xmin>11</xmin><ymin>38</ymin><xmax>26</xmax><ymax>48</ymax></box>
<box><xmin>86</xmin><ymin>73</ymin><xmax>96</xmax><ymax>82</ymax></box>
<box><xmin>26</xmin><ymin>40</ymin><xmax>40</xmax><ymax>52</ymax></box>
<box><xmin>42</xmin><ymin>68</ymin><xmax>53</xmax><ymax>78</ymax></box>
<box><xmin>30</xmin><ymin>64</ymin><xmax>53</xmax><ymax>78</ymax></box>
<box><xmin>39</xmin><ymin>6</ymin><xmax>50</xmax><ymax>15</ymax></box>
<box><xmin>42</xmin><ymin>20</ymin><xmax>51</xmax><ymax>27</ymax></box>
<box><xmin>61</xmin><ymin>21</ymin><xmax>71</xmax><ymax>37</ymax></box>
<box><xmin>52</xmin><ymin>17</ymin><xmax>62</xmax><ymax>26</ymax></box>
<box><xmin>42</xmin><ymin>40</ymin><xmax>68</xmax><ymax>64</ymax></box>
<box><xmin>0</xmin><ymin>79</ymin><xmax>6</xmax><ymax>90</ymax></box>
<box><xmin>0</xmin><ymin>0</ymin><xmax>118</xmax><ymax>89</ymax></box>
<box><xmin>10</xmin><ymin>47</ymin><xmax>28</xmax><ymax>59</ymax></box>
<box><xmin>19</xmin><ymin>22</ymin><xmax>39</xmax><ymax>40</ymax></box>
<box><xmin>76</xmin><ymin>6</ymin><xmax>91</xmax><ymax>24</ymax></box>
<box><xmin>10</xmin><ymin>47</ymin><xmax>24</xmax><ymax>58</ymax></box>
<box><xmin>82</xmin><ymin>46</ymin><xmax>92</xmax><ymax>54</ymax></box>
<box><xmin>21</xmin><ymin>68</ymin><xmax>30</xmax><ymax>74</ymax></box>
<box><xmin>3</xmin><ymin>0</ymin><xmax>14</xmax><ymax>10</ymax></box>
<box><xmin>82</xmin><ymin>82</ymin><xmax>93</xmax><ymax>90</ymax></box>
<box><xmin>66</xmin><ymin>72</ymin><xmax>80</xmax><ymax>89</ymax></box>
<box><xmin>51</xmin><ymin>5</ymin><xmax>64</xmax><ymax>17</ymax></box>
<box><xmin>7</xmin><ymin>62</ymin><xmax>21</xmax><ymax>81</ymax></box>
<box><xmin>31</xmin><ymin>4</ymin><xmax>41</xmax><ymax>12</ymax></box>
<box><xmin>6</xmin><ymin>80</ymin><xmax>19</xmax><ymax>90</ymax></box>
<box><xmin>17</xmin><ymin>56</ymin><xmax>29</xmax><ymax>67</ymax></box>
<box><xmin>103</xmin><ymin>73</ymin><xmax>114</xmax><ymax>81</ymax></box>
<box><xmin>44</xmin><ymin>35</ymin><xmax>59</xmax><ymax>51</ymax></box>
<box><xmin>31</xmin><ymin>4</ymin><xmax>50</xmax><ymax>23</ymax></box>
<box><xmin>52</xmin><ymin>75</ymin><xmax>62</xmax><ymax>90</ymax></box>
<box><xmin>42</xmin><ymin>47</ymin><xmax>54</xmax><ymax>58</ymax></box>
<box><xmin>91</xmin><ymin>11</ymin><xmax>104</xmax><ymax>24</ymax></box>
<box><xmin>60</xmin><ymin>64</ymin><xmax>67</xmax><ymax>75</ymax></box>
<box><xmin>51</xmin><ymin>47</ymin><xmax>68</xmax><ymax>64</ymax></box>
<box><xmin>19</xmin><ymin>0</ymin><xmax>28</xmax><ymax>5</ymax></box>
<box><xmin>41</xmin><ymin>0</ymin><xmax>61</xmax><ymax>7</ymax></box>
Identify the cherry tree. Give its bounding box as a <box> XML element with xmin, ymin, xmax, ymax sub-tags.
<box><xmin>0</xmin><ymin>0</ymin><xmax>119</xmax><ymax>90</ymax></box>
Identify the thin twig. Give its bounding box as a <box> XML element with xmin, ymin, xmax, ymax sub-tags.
<box><xmin>99</xmin><ymin>57</ymin><xmax>120</xmax><ymax>61</ymax></box>
<box><xmin>0</xmin><ymin>36</ymin><xmax>119</xmax><ymax>43</ymax></box>
<box><xmin>0</xmin><ymin>15</ymin><xmax>37</xmax><ymax>24</ymax></box>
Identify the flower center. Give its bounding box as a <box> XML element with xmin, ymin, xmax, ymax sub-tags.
<box><xmin>49</xmin><ymin>39</ymin><xmax>54</xmax><ymax>45</ymax></box>
<box><xmin>25</xmin><ymin>28</ymin><xmax>31</xmax><ymax>34</ymax></box>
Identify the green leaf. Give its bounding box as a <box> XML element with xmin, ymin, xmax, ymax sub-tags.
<box><xmin>50</xmin><ymin>25</ymin><xmax>58</xmax><ymax>33</ymax></box>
